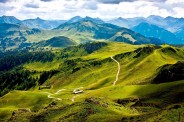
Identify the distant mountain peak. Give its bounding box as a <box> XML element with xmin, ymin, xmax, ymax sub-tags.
<box><xmin>84</xmin><ymin>16</ymin><xmax>101</xmax><ymax>20</ymax></box>
<box><xmin>78</xmin><ymin>19</ymin><xmax>98</xmax><ymax>26</ymax></box>
<box><xmin>64</xmin><ymin>16</ymin><xmax>104</xmax><ymax>25</ymax></box>
<box><xmin>113</xmin><ymin>17</ymin><xmax>127</xmax><ymax>21</ymax></box>
<box><xmin>36</xmin><ymin>17</ymin><xmax>43</xmax><ymax>20</ymax></box>
<box><xmin>117</xmin><ymin>17</ymin><xmax>124</xmax><ymax>20</ymax></box>
<box><xmin>83</xmin><ymin>16</ymin><xmax>104</xmax><ymax>24</ymax></box>
<box><xmin>71</xmin><ymin>16</ymin><xmax>82</xmax><ymax>19</ymax></box>
<box><xmin>147</xmin><ymin>15</ymin><xmax>163</xmax><ymax>19</ymax></box>
<box><xmin>85</xmin><ymin>16</ymin><xmax>92</xmax><ymax>19</ymax></box>
<box><xmin>0</xmin><ymin>15</ymin><xmax>21</xmax><ymax>24</ymax></box>
<box><xmin>165</xmin><ymin>16</ymin><xmax>174</xmax><ymax>19</ymax></box>
<box><xmin>2</xmin><ymin>15</ymin><xmax>16</xmax><ymax>18</ymax></box>
<box><xmin>22</xmin><ymin>17</ymin><xmax>65</xmax><ymax>29</ymax></box>
<box><xmin>67</xmin><ymin>16</ymin><xmax>82</xmax><ymax>23</ymax></box>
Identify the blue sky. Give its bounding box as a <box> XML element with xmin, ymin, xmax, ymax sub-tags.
<box><xmin>0</xmin><ymin>0</ymin><xmax>183</xmax><ymax>20</ymax></box>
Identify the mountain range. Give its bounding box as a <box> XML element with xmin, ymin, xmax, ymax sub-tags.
<box><xmin>66</xmin><ymin>16</ymin><xmax>104</xmax><ymax>24</ymax></box>
<box><xmin>107</xmin><ymin>15</ymin><xmax>184</xmax><ymax>33</ymax></box>
<box><xmin>0</xmin><ymin>15</ymin><xmax>184</xmax><ymax>51</ymax></box>
<box><xmin>1</xmin><ymin>15</ymin><xmax>184</xmax><ymax>32</ymax></box>
<box><xmin>56</xmin><ymin>19</ymin><xmax>162</xmax><ymax>45</ymax></box>
<box><xmin>0</xmin><ymin>16</ymin><xmax>66</xmax><ymax>30</ymax></box>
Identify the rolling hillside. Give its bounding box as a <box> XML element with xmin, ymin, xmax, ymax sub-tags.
<box><xmin>0</xmin><ymin>23</ymin><xmax>41</xmax><ymax>50</ymax></box>
<box><xmin>0</xmin><ymin>42</ymin><xmax>184</xmax><ymax>121</ymax></box>
<box><xmin>35</xmin><ymin>36</ymin><xmax>77</xmax><ymax>48</ymax></box>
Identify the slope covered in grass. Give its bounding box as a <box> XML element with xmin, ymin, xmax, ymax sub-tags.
<box><xmin>35</xmin><ymin>36</ymin><xmax>77</xmax><ymax>48</ymax></box>
<box><xmin>0</xmin><ymin>42</ymin><xmax>184</xmax><ymax>121</ymax></box>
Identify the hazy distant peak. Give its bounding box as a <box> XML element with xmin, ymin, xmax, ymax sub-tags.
<box><xmin>147</xmin><ymin>15</ymin><xmax>163</xmax><ymax>19</ymax></box>
<box><xmin>35</xmin><ymin>17</ymin><xmax>43</xmax><ymax>20</ymax></box>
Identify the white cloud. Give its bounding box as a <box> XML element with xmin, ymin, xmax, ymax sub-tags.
<box><xmin>166</xmin><ymin>0</ymin><xmax>184</xmax><ymax>4</ymax></box>
<box><xmin>0</xmin><ymin>0</ymin><xmax>184</xmax><ymax>20</ymax></box>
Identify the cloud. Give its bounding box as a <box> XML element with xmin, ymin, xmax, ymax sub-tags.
<box><xmin>25</xmin><ymin>3</ymin><xmax>39</xmax><ymax>8</ymax></box>
<box><xmin>97</xmin><ymin>0</ymin><xmax>123</xmax><ymax>4</ymax></box>
<box><xmin>0</xmin><ymin>0</ymin><xmax>183</xmax><ymax>20</ymax></box>
<box><xmin>40</xmin><ymin>0</ymin><xmax>53</xmax><ymax>2</ymax></box>
<box><xmin>83</xmin><ymin>1</ymin><xmax>98</xmax><ymax>10</ymax></box>
<box><xmin>97</xmin><ymin>0</ymin><xmax>166</xmax><ymax>4</ymax></box>
<box><xmin>0</xmin><ymin>0</ymin><xmax>10</xmax><ymax>3</ymax></box>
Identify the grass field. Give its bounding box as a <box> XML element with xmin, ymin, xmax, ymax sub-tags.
<box><xmin>0</xmin><ymin>42</ymin><xmax>184</xmax><ymax>121</ymax></box>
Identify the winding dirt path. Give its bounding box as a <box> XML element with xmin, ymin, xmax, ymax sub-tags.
<box><xmin>71</xmin><ymin>95</ymin><xmax>79</xmax><ymax>102</ymax></box>
<box><xmin>43</xmin><ymin>56</ymin><xmax>120</xmax><ymax>102</ymax></box>
<box><xmin>44</xmin><ymin>89</ymin><xmax>66</xmax><ymax>101</ymax></box>
<box><xmin>111</xmin><ymin>56</ymin><xmax>120</xmax><ymax>86</ymax></box>
<box><xmin>43</xmin><ymin>87</ymin><xmax>84</xmax><ymax>102</ymax></box>
<box><xmin>71</xmin><ymin>87</ymin><xmax>84</xmax><ymax>102</ymax></box>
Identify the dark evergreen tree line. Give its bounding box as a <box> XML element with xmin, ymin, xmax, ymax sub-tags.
<box><xmin>0</xmin><ymin>67</ymin><xmax>37</xmax><ymax>96</ymax></box>
<box><xmin>0</xmin><ymin>50</ymin><xmax>54</xmax><ymax>71</ymax></box>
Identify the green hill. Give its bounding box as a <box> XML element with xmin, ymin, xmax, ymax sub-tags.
<box><xmin>54</xmin><ymin>19</ymin><xmax>121</xmax><ymax>42</ymax></box>
<box><xmin>35</xmin><ymin>36</ymin><xmax>77</xmax><ymax>48</ymax></box>
<box><xmin>0</xmin><ymin>42</ymin><xmax>184</xmax><ymax>121</ymax></box>
<box><xmin>0</xmin><ymin>23</ymin><xmax>41</xmax><ymax>50</ymax></box>
<box><xmin>0</xmin><ymin>23</ymin><xmax>41</xmax><ymax>38</ymax></box>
